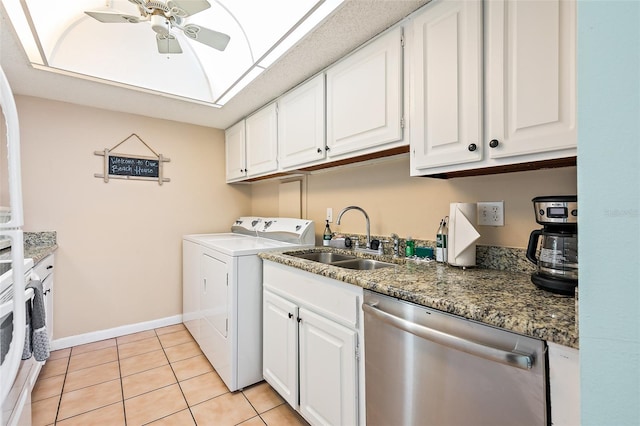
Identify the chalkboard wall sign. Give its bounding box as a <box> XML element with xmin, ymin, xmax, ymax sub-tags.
<box><xmin>94</xmin><ymin>133</ymin><xmax>170</xmax><ymax>185</ymax></box>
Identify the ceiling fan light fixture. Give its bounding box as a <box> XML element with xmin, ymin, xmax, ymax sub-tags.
<box><xmin>150</xmin><ymin>13</ymin><xmax>169</xmax><ymax>36</ymax></box>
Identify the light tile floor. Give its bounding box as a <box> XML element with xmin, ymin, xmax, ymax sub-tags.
<box><xmin>31</xmin><ymin>324</ymin><xmax>310</xmax><ymax>426</ymax></box>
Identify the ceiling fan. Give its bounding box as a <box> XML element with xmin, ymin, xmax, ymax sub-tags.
<box><xmin>85</xmin><ymin>0</ymin><xmax>231</xmax><ymax>54</ymax></box>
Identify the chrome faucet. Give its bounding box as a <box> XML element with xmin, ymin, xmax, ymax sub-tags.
<box><xmin>336</xmin><ymin>206</ymin><xmax>371</xmax><ymax>249</ymax></box>
<box><xmin>390</xmin><ymin>233</ymin><xmax>400</xmax><ymax>257</ymax></box>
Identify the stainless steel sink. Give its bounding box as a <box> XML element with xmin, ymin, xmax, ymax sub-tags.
<box><xmin>290</xmin><ymin>252</ymin><xmax>356</xmax><ymax>263</ymax></box>
<box><xmin>330</xmin><ymin>258</ymin><xmax>395</xmax><ymax>270</ymax></box>
<box><xmin>287</xmin><ymin>251</ymin><xmax>395</xmax><ymax>270</ymax></box>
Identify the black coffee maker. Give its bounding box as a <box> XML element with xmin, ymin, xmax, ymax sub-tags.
<box><xmin>526</xmin><ymin>196</ymin><xmax>578</xmax><ymax>295</ymax></box>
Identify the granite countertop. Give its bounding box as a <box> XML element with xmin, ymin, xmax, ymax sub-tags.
<box><xmin>260</xmin><ymin>247</ymin><xmax>578</xmax><ymax>349</ymax></box>
<box><xmin>0</xmin><ymin>231</ymin><xmax>57</xmax><ymax>265</ymax></box>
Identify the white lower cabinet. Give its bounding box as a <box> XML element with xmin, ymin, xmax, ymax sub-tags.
<box><xmin>263</xmin><ymin>290</ymin><xmax>299</xmax><ymax>407</ymax></box>
<box><xmin>263</xmin><ymin>261</ymin><xmax>363</xmax><ymax>426</ymax></box>
<box><xmin>34</xmin><ymin>254</ymin><xmax>55</xmax><ymax>342</ymax></box>
<box><xmin>298</xmin><ymin>307</ymin><xmax>357</xmax><ymax>426</ymax></box>
<box><xmin>548</xmin><ymin>342</ymin><xmax>580</xmax><ymax>426</ymax></box>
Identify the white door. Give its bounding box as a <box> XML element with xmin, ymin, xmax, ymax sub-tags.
<box><xmin>246</xmin><ymin>102</ymin><xmax>279</xmax><ymax>177</ymax></box>
<box><xmin>263</xmin><ymin>290</ymin><xmax>299</xmax><ymax>408</ymax></box>
<box><xmin>278</xmin><ymin>74</ymin><xmax>326</xmax><ymax>170</ymax></box>
<box><xmin>225</xmin><ymin>120</ymin><xmax>246</xmax><ymax>182</ymax></box>
<box><xmin>326</xmin><ymin>26</ymin><xmax>403</xmax><ymax>158</ymax></box>
<box><xmin>410</xmin><ymin>0</ymin><xmax>483</xmax><ymax>171</ymax></box>
<box><xmin>299</xmin><ymin>308</ymin><xmax>358</xmax><ymax>426</ymax></box>
<box><xmin>485</xmin><ymin>0</ymin><xmax>576</xmax><ymax>159</ymax></box>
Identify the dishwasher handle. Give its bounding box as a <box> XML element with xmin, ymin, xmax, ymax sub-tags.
<box><xmin>362</xmin><ymin>302</ymin><xmax>533</xmax><ymax>370</ymax></box>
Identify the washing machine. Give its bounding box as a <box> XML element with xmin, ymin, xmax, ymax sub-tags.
<box><xmin>182</xmin><ymin>217</ymin><xmax>315</xmax><ymax>391</ymax></box>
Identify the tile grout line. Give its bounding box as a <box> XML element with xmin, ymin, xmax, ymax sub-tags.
<box><xmin>52</xmin><ymin>350</ymin><xmax>72</xmax><ymax>425</ymax></box>
<box><xmin>115</xmin><ymin>337</ymin><xmax>127</xmax><ymax>426</ymax></box>
<box><xmin>155</xmin><ymin>327</ymin><xmax>199</xmax><ymax>425</ymax></box>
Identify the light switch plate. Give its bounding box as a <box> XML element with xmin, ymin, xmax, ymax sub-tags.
<box><xmin>477</xmin><ymin>201</ymin><xmax>504</xmax><ymax>226</ymax></box>
<box><xmin>326</xmin><ymin>207</ymin><xmax>333</xmax><ymax>223</ymax></box>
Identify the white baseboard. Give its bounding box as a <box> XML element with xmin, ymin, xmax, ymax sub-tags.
<box><xmin>50</xmin><ymin>314</ymin><xmax>183</xmax><ymax>351</ymax></box>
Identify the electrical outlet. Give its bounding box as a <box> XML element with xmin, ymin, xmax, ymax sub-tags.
<box><xmin>477</xmin><ymin>201</ymin><xmax>504</xmax><ymax>226</ymax></box>
<box><xmin>326</xmin><ymin>207</ymin><xmax>333</xmax><ymax>223</ymax></box>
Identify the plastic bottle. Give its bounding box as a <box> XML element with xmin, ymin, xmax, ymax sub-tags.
<box><xmin>436</xmin><ymin>220</ymin><xmax>445</xmax><ymax>262</ymax></box>
<box><xmin>323</xmin><ymin>220</ymin><xmax>332</xmax><ymax>246</ymax></box>
<box><xmin>405</xmin><ymin>236</ymin><xmax>415</xmax><ymax>257</ymax></box>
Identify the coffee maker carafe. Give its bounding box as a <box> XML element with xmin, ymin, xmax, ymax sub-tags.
<box><xmin>526</xmin><ymin>196</ymin><xmax>578</xmax><ymax>295</ymax></box>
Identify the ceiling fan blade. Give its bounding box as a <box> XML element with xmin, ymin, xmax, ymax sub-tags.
<box><xmin>156</xmin><ymin>34</ymin><xmax>183</xmax><ymax>54</ymax></box>
<box><xmin>85</xmin><ymin>11</ymin><xmax>140</xmax><ymax>24</ymax></box>
<box><xmin>167</xmin><ymin>0</ymin><xmax>211</xmax><ymax>17</ymax></box>
<box><xmin>182</xmin><ymin>24</ymin><xmax>230</xmax><ymax>51</ymax></box>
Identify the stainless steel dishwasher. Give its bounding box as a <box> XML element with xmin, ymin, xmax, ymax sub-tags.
<box><xmin>363</xmin><ymin>290</ymin><xmax>548</xmax><ymax>426</ymax></box>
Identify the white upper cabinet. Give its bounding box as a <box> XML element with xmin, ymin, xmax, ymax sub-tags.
<box><xmin>485</xmin><ymin>0</ymin><xmax>576</xmax><ymax>160</ymax></box>
<box><xmin>245</xmin><ymin>102</ymin><xmax>279</xmax><ymax>178</ymax></box>
<box><xmin>410</xmin><ymin>0</ymin><xmax>576</xmax><ymax>176</ymax></box>
<box><xmin>410</xmin><ymin>0</ymin><xmax>483</xmax><ymax>173</ymax></box>
<box><xmin>278</xmin><ymin>74</ymin><xmax>326</xmax><ymax>170</ymax></box>
<box><xmin>326</xmin><ymin>26</ymin><xmax>404</xmax><ymax>158</ymax></box>
<box><xmin>225</xmin><ymin>120</ymin><xmax>246</xmax><ymax>182</ymax></box>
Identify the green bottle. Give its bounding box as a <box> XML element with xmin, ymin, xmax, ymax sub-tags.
<box><xmin>405</xmin><ymin>236</ymin><xmax>415</xmax><ymax>257</ymax></box>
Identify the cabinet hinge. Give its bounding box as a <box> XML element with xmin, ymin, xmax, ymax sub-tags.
<box><xmin>355</xmin><ymin>343</ymin><xmax>360</xmax><ymax>361</ymax></box>
<box><xmin>226</xmin><ymin>318</ymin><xmax>228</xmax><ymax>332</ymax></box>
<box><xmin>226</xmin><ymin>274</ymin><xmax>229</xmax><ymax>286</ymax></box>
<box><xmin>401</xmin><ymin>117</ymin><xmax>405</xmax><ymax>129</ymax></box>
<box><xmin>400</xmin><ymin>34</ymin><xmax>405</xmax><ymax>48</ymax></box>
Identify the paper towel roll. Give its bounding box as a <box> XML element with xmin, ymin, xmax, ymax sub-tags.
<box><xmin>448</xmin><ymin>203</ymin><xmax>481</xmax><ymax>267</ymax></box>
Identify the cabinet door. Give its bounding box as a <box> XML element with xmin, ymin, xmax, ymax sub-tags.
<box><xmin>225</xmin><ymin>120</ymin><xmax>246</xmax><ymax>182</ymax></box>
<box><xmin>485</xmin><ymin>0</ymin><xmax>576</xmax><ymax>159</ymax></box>
<box><xmin>278</xmin><ymin>74</ymin><xmax>326</xmax><ymax>170</ymax></box>
<box><xmin>548</xmin><ymin>342</ymin><xmax>580</xmax><ymax>425</ymax></box>
<box><xmin>246</xmin><ymin>102</ymin><xmax>279</xmax><ymax>177</ymax></box>
<box><xmin>182</xmin><ymin>240</ymin><xmax>201</xmax><ymax>340</ymax></box>
<box><xmin>263</xmin><ymin>290</ymin><xmax>299</xmax><ymax>408</ymax></box>
<box><xmin>326</xmin><ymin>26</ymin><xmax>403</xmax><ymax>158</ymax></box>
<box><xmin>410</xmin><ymin>0</ymin><xmax>483</xmax><ymax>172</ymax></box>
<box><xmin>299</xmin><ymin>307</ymin><xmax>358</xmax><ymax>426</ymax></box>
<box><xmin>35</xmin><ymin>255</ymin><xmax>55</xmax><ymax>342</ymax></box>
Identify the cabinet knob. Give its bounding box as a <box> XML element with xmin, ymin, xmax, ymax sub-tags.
<box><xmin>325</xmin><ymin>146</ymin><xmax>330</xmax><ymax>151</ymax></box>
<box><xmin>317</xmin><ymin>148</ymin><xmax>322</xmax><ymax>153</ymax></box>
<box><xmin>297</xmin><ymin>317</ymin><xmax>302</xmax><ymax>324</ymax></box>
<box><xmin>288</xmin><ymin>313</ymin><xmax>293</xmax><ymax>319</ymax></box>
<box><xmin>489</xmin><ymin>139</ymin><xmax>500</xmax><ymax>148</ymax></box>
<box><xmin>468</xmin><ymin>143</ymin><xmax>477</xmax><ymax>152</ymax></box>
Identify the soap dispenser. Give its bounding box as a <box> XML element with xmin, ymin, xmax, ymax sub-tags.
<box><xmin>405</xmin><ymin>236</ymin><xmax>415</xmax><ymax>257</ymax></box>
<box><xmin>323</xmin><ymin>220</ymin><xmax>332</xmax><ymax>246</ymax></box>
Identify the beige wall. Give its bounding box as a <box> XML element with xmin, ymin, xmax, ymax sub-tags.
<box><xmin>251</xmin><ymin>156</ymin><xmax>577</xmax><ymax>248</ymax></box>
<box><xmin>17</xmin><ymin>96</ymin><xmax>251</xmax><ymax>339</ymax></box>
<box><xmin>13</xmin><ymin>95</ymin><xmax>576</xmax><ymax>341</ymax></box>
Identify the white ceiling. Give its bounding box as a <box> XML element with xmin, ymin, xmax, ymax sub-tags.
<box><xmin>0</xmin><ymin>0</ymin><xmax>429</xmax><ymax>130</ymax></box>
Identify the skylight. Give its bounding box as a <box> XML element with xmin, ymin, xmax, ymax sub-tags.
<box><xmin>1</xmin><ymin>0</ymin><xmax>344</xmax><ymax>107</ymax></box>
